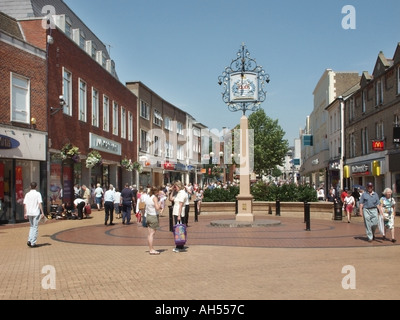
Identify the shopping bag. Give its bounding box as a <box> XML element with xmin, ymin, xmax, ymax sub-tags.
<box><xmin>84</xmin><ymin>204</ymin><xmax>92</xmax><ymax>215</ymax></box>
<box><xmin>378</xmin><ymin>214</ymin><xmax>385</xmax><ymax>235</ymax></box>
<box><xmin>173</xmin><ymin>223</ymin><xmax>187</xmax><ymax>246</ymax></box>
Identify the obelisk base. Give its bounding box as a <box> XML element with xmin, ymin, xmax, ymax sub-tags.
<box><xmin>236</xmin><ymin>195</ymin><xmax>254</xmax><ymax>222</ymax></box>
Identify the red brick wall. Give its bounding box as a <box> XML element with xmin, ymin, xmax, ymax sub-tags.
<box><xmin>38</xmin><ymin>27</ymin><xmax>137</xmax><ymax>162</ymax></box>
<box><xmin>19</xmin><ymin>20</ymin><xmax>47</xmax><ymax>50</ymax></box>
<box><xmin>0</xmin><ymin>36</ymin><xmax>46</xmax><ymax>132</ymax></box>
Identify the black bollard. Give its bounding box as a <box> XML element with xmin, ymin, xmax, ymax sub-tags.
<box><xmin>194</xmin><ymin>200</ymin><xmax>199</xmax><ymax>222</ymax></box>
<box><xmin>276</xmin><ymin>200</ymin><xmax>281</xmax><ymax>216</ymax></box>
<box><xmin>304</xmin><ymin>202</ymin><xmax>311</xmax><ymax>231</ymax></box>
<box><xmin>168</xmin><ymin>205</ymin><xmax>173</xmax><ymax>232</ymax></box>
<box><xmin>235</xmin><ymin>199</ymin><xmax>238</xmax><ymax>214</ymax></box>
<box><xmin>268</xmin><ymin>203</ymin><xmax>272</xmax><ymax>215</ymax></box>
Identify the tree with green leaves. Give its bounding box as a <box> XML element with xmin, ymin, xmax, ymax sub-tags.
<box><xmin>246</xmin><ymin>108</ymin><xmax>289</xmax><ymax>177</ymax></box>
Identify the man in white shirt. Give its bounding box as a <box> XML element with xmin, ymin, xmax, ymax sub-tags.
<box><xmin>23</xmin><ymin>182</ymin><xmax>45</xmax><ymax>248</ymax></box>
<box><xmin>104</xmin><ymin>184</ymin><xmax>115</xmax><ymax>226</ymax></box>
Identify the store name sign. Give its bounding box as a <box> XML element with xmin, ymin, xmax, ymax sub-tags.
<box><xmin>89</xmin><ymin>133</ymin><xmax>121</xmax><ymax>156</ymax></box>
<box><xmin>372</xmin><ymin>140</ymin><xmax>384</xmax><ymax>151</ymax></box>
<box><xmin>0</xmin><ymin>134</ymin><xmax>20</xmax><ymax>149</ymax></box>
<box><xmin>351</xmin><ymin>164</ymin><xmax>369</xmax><ymax>175</ymax></box>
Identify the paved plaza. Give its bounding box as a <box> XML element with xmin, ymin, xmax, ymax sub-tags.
<box><xmin>0</xmin><ymin>208</ymin><xmax>399</xmax><ymax>301</ymax></box>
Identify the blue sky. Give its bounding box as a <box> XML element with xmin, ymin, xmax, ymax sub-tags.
<box><xmin>64</xmin><ymin>0</ymin><xmax>400</xmax><ymax>145</ymax></box>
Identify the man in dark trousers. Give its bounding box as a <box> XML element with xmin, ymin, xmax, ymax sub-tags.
<box><xmin>121</xmin><ymin>183</ymin><xmax>135</xmax><ymax>225</ymax></box>
<box><xmin>352</xmin><ymin>187</ymin><xmax>361</xmax><ymax>216</ymax></box>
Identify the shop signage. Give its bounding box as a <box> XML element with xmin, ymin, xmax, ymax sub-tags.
<box><xmin>163</xmin><ymin>162</ymin><xmax>175</xmax><ymax>170</ymax></box>
<box><xmin>89</xmin><ymin>133</ymin><xmax>121</xmax><ymax>155</ymax></box>
<box><xmin>329</xmin><ymin>161</ymin><xmax>340</xmax><ymax>170</ymax></box>
<box><xmin>230</xmin><ymin>72</ymin><xmax>259</xmax><ymax>103</ymax></box>
<box><xmin>0</xmin><ymin>134</ymin><xmax>20</xmax><ymax>149</ymax></box>
<box><xmin>372</xmin><ymin>140</ymin><xmax>384</xmax><ymax>151</ymax></box>
<box><xmin>351</xmin><ymin>164</ymin><xmax>370</xmax><ymax>175</ymax></box>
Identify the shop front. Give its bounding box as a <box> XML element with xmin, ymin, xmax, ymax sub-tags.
<box><xmin>347</xmin><ymin>159</ymin><xmax>385</xmax><ymax>194</ymax></box>
<box><xmin>0</xmin><ymin>127</ymin><xmax>47</xmax><ymax>224</ymax></box>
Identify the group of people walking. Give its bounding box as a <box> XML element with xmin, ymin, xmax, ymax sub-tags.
<box><xmin>326</xmin><ymin>182</ymin><xmax>396</xmax><ymax>243</ymax></box>
<box><xmin>23</xmin><ymin>179</ymin><xmax>395</xmax><ymax>250</ymax></box>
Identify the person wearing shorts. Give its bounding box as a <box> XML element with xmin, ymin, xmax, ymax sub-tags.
<box><xmin>145</xmin><ymin>186</ymin><xmax>162</xmax><ymax>255</ymax></box>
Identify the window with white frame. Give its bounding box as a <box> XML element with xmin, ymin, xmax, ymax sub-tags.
<box><xmin>349</xmin><ymin>97</ymin><xmax>355</xmax><ymax>121</ymax></box>
<box><xmin>140</xmin><ymin>100</ymin><xmax>150</xmax><ymax>120</ymax></box>
<box><xmin>164</xmin><ymin>117</ymin><xmax>172</xmax><ymax>131</ymax></box>
<box><xmin>79</xmin><ymin>30</ymin><xmax>86</xmax><ymax>50</ymax></box>
<box><xmin>165</xmin><ymin>141</ymin><xmax>173</xmax><ymax>158</ymax></box>
<box><xmin>349</xmin><ymin>133</ymin><xmax>356</xmax><ymax>158</ymax></box>
<box><xmin>128</xmin><ymin>111</ymin><xmax>133</xmax><ymax>141</ymax></box>
<box><xmin>121</xmin><ymin>107</ymin><xmax>126</xmax><ymax>139</ymax></box>
<box><xmin>79</xmin><ymin>79</ymin><xmax>87</xmax><ymax>122</ymax></box>
<box><xmin>177</xmin><ymin>144</ymin><xmax>184</xmax><ymax>161</ymax></box>
<box><xmin>361</xmin><ymin>127</ymin><xmax>369</xmax><ymax>155</ymax></box>
<box><xmin>375</xmin><ymin>79</ymin><xmax>383</xmax><ymax>106</ymax></box>
<box><xmin>103</xmin><ymin>95</ymin><xmax>109</xmax><ymax>132</ymax></box>
<box><xmin>91</xmin><ymin>42</ymin><xmax>97</xmax><ymax>59</ymax></box>
<box><xmin>102</xmin><ymin>52</ymin><xmax>107</xmax><ymax>68</ymax></box>
<box><xmin>153</xmin><ymin>136</ymin><xmax>160</xmax><ymax>156</ymax></box>
<box><xmin>362</xmin><ymin>89</ymin><xmax>366</xmax><ymax>113</ymax></box>
<box><xmin>65</xmin><ymin>16</ymin><xmax>72</xmax><ymax>38</ymax></box>
<box><xmin>62</xmin><ymin>68</ymin><xmax>72</xmax><ymax>116</ymax></box>
<box><xmin>92</xmin><ymin>88</ymin><xmax>99</xmax><ymax>127</ymax></box>
<box><xmin>154</xmin><ymin>110</ymin><xmax>162</xmax><ymax>126</ymax></box>
<box><xmin>11</xmin><ymin>73</ymin><xmax>30</xmax><ymax>123</ymax></box>
<box><xmin>140</xmin><ymin>129</ymin><xmax>149</xmax><ymax>152</ymax></box>
<box><xmin>375</xmin><ymin>121</ymin><xmax>384</xmax><ymax>140</ymax></box>
<box><xmin>177</xmin><ymin>122</ymin><xmax>184</xmax><ymax>135</ymax></box>
<box><xmin>113</xmin><ymin>102</ymin><xmax>119</xmax><ymax>135</ymax></box>
<box><xmin>192</xmin><ymin>139</ymin><xmax>200</xmax><ymax>154</ymax></box>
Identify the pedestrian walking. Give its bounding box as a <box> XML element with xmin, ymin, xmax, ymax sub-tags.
<box><xmin>121</xmin><ymin>183</ymin><xmax>134</xmax><ymax>225</ymax></box>
<box><xmin>114</xmin><ymin>188</ymin><xmax>122</xmax><ymax>219</ymax></box>
<box><xmin>23</xmin><ymin>182</ymin><xmax>45</xmax><ymax>248</ymax></box>
<box><xmin>343</xmin><ymin>192</ymin><xmax>355</xmax><ymax>223</ymax></box>
<box><xmin>171</xmin><ymin>181</ymin><xmax>188</xmax><ymax>253</ymax></box>
<box><xmin>379</xmin><ymin>188</ymin><xmax>396</xmax><ymax>243</ymax></box>
<box><xmin>104</xmin><ymin>184</ymin><xmax>115</xmax><ymax>226</ymax></box>
<box><xmin>359</xmin><ymin>182</ymin><xmax>381</xmax><ymax>242</ymax></box>
<box><xmin>94</xmin><ymin>183</ymin><xmax>104</xmax><ymax>211</ymax></box>
<box><xmin>145</xmin><ymin>186</ymin><xmax>162</xmax><ymax>255</ymax></box>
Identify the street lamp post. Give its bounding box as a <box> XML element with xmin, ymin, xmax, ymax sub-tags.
<box><xmin>218</xmin><ymin>43</ymin><xmax>270</xmax><ymax>222</ymax></box>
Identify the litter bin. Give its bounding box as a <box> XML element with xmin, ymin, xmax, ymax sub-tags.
<box><xmin>334</xmin><ymin>202</ymin><xmax>343</xmax><ymax>221</ymax></box>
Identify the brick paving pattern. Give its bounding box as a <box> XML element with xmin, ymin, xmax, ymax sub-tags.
<box><xmin>0</xmin><ymin>209</ymin><xmax>399</xmax><ymax>300</ymax></box>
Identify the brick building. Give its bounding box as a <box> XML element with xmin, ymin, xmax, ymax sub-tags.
<box><xmin>344</xmin><ymin>44</ymin><xmax>400</xmax><ymax>201</ymax></box>
<box><xmin>0</xmin><ymin>0</ymin><xmax>138</xmax><ymax>216</ymax></box>
<box><xmin>126</xmin><ymin>81</ymin><xmax>206</xmax><ymax>187</ymax></box>
<box><xmin>0</xmin><ymin>12</ymin><xmax>47</xmax><ymax>223</ymax></box>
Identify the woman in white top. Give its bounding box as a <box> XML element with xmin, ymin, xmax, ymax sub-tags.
<box><xmin>145</xmin><ymin>186</ymin><xmax>162</xmax><ymax>255</ymax></box>
<box><xmin>171</xmin><ymin>181</ymin><xmax>188</xmax><ymax>252</ymax></box>
<box><xmin>344</xmin><ymin>193</ymin><xmax>355</xmax><ymax>223</ymax></box>
<box><xmin>94</xmin><ymin>183</ymin><xmax>104</xmax><ymax>211</ymax></box>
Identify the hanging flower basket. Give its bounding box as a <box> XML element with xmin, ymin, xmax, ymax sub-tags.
<box><xmin>121</xmin><ymin>157</ymin><xmax>135</xmax><ymax>171</ymax></box>
<box><xmin>86</xmin><ymin>150</ymin><xmax>102</xmax><ymax>168</ymax></box>
<box><xmin>132</xmin><ymin>161</ymin><xmax>143</xmax><ymax>173</ymax></box>
<box><xmin>60</xmin><ymin>143</ymin><xmax>80</xmax><ymax>163</ymax></box>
